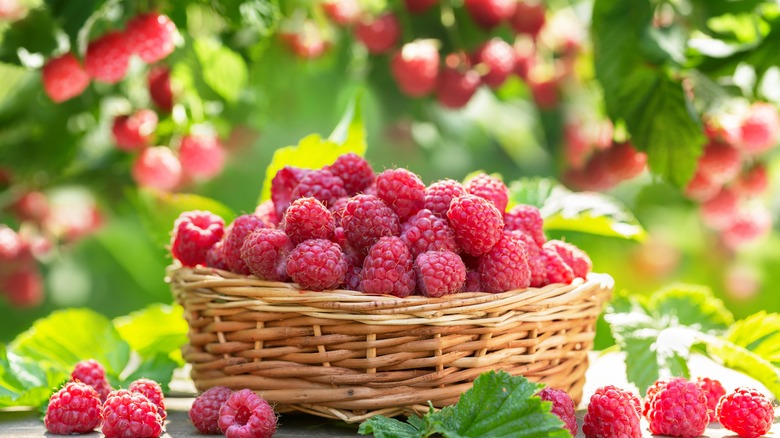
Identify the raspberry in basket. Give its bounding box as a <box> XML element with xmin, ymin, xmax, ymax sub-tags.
<box><xmin>423</xmin><ymin>178</ymin><xmax>466</xmax><ymax>218</ymax></box>
<box><xmin>170</xmin><ymin>210</ymin><xmax>225</xmax><ymax>267</ymax></box>
<box><xmin>401</xmin><ymin>208</ymin><xmax>459</xmax><ymax>258</ymax></box>
<box><xmin>283</xmin><ymin>197</ymin><xmax>335</xmax><ymax>245</ymax></box>
<box><xmin>544</xmin><ymin>240</ymin><xmax>592</xmax><ymax>279</ymax></box>
<box><xmin>129</xmin><ymin>378</ymin><xmax>167</xmax><ymax>420</ymax></box>
<box><xmin>360</xmin><ymin>236</ymin><xmax>415</xmax><ymax>297</ymax></box>
<box><xmin>540</xmin><ymin>247</ymin><xmax>575</xmax><ymax>285</ymax></box>
<box><xmin>375</xmin><ymin>168</ymin><xmax>426</xmax><ymax>220</ymax></box>
<box><xmin>219</xmin><ymin>388</ymin><xmax>277</xmax><ymax>438</ymax></box>
<box><xmin>287</xmin><ymin>239</ymin><xmax>346</xmax><ymax>291</ymax></box>
<box><xmin>292</xmin><ymin>168</ymin><xmax>347</xmax><ymax>207</ymax></box>
<box><xmin>465</xmin><ymin>172</ymin><xmax>509</xmax><ymax>213</ymax></box>
<box><xmin>646</xmin><ymin>377</ymin><xmax>708</xmax><ymax>438</ymax></box>
<box><xmin>448</xmin><ymin>194</ymin><xmax>504</xmax><ymax>257</ymax></box>
<box><xmin>190</xmin><ymin>386</ymin><xmax>233</xmax><ymax>434</ymax></box>
<box><xmin>342</xmin><ymin>194</ymin><xmax>401</xmax><ymax>254</ymax></box>
<box><xmin>44</xmin><ymin>382</ymin><xmax>102</xmax><ymax>435</ymax></box>
<box><xmin>102</xmin><ymin>389</ymin><xmax>163</xmax><ymax>438</ymax></box>
<box><xmin>478</xmin><ymin>233</ymin><xmax>531</xmax><ymax>293</ymax></box>
<box><xmin>538</xmin><ymin>387</ymin><xmax>577</xmax><ymax>437</ymax></box>
<box><xmin>271</xmin><ymin>165</ymin><xmax>309</xmax><ymax>219</ymax></box>
<box><xmin>414</xmin><ymin>250</ymin><xmax>466</xmax><ymax>297</ymax></box>
<box><xmin>223</xmin><ymin>214</ymin><xmax>270</xmax><ymax>275</ymax></box>
<box><xmin>70</xmin><ymin>359</ymin><xmax>112</xmax><ymax>402</ymax></box>
<box><xmin>717</xmin><ymin>387</ymin><xmax>775</xmax><ymax>438</ymax></box>
<box><xmin>241</xmin><ymin>229</ymin><xmax>293</xmax><ymax>282</ymax></box>
<box><xmin>327</xmin><ymin>152</ymin><xmax>375</xmax><ymax>196</ymax></box>
<box><xmin>695</xmin><ymin>376</ymin><xmax>726</xmax><ymax>422</ymax></box>
<box><xmin>504</xmin><ymin>204</ymin><xmax>546</xmax><ymax>246</ymax></box>
<box><xmin>583</xmin><ymin>385</ymin><xmax>642</xmax><ymax>438</ymax></box>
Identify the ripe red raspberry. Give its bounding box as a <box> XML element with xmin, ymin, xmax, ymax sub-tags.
<box><xmin>170</xmin><ymin>210</ymin><xmax>225</xmax><ymax>267</ymax></box>
<box><xmin>685</xmin><ymin>169</ymin><xmax>721</xmax><ymax>202</ymax></box>
<box><xmin>642</xmin><ymin>377</ymin><xmax>673</xmax><ymax>418</ymax></box>
<box><xmin>343</xmin><ymin>262</ymin><xmax>362</xmax><ymax>291</ymax></box>
<box><xmin>463</xmin><ymin>269</ymin><xmax>482</xmax><ymax>292</ymax></box>
<box><xmin>391</xmin><ymin>40</ymin><xmax>440</xmax><ymax>97</ymax></box>
<box><xmin>721</xmin><ymin>205</ymin><xmax>772</xmax><ymax>249</ymax></box>
<box><xmin>0</xmin><ymin>225</ymin><xmax>26</xmax><ymax>265</ymax></box>
<box><xmin>1</xmin><ymin>267</ymin><xmax>43</xmax><ymax>308</ymax></box>
<box><xmin>70</xmin><ymin>359</ymin><xmax>112</xmax><ymax>403</ymax></box>
<box><xmin>342</xmin><ymin>194</ymin><xmax>401</xmax><ymax>254</ymax></box>
<box><xmin>112</xmin><ymin>109</ymin><xmax>158</xmax><ymax>151</ymax></box>
<box><xmin>293</xmin><ymin>169</ymin><xmax>347</xmax><ymax>208</ymax></box>
<box><xmin>126</xmin><ymin>12</ymin><xmax>176</xmax><ymax>63</ymax></box>
<box><xmin>471</xmin><ymin>39</ymin><xmax>516</xmax><ymax>89</ymax></box>
<box><xmin>509</xmin><ymin>0</ymin><xmax>546</xmax><ymax>38</ymax></box>
<box><xmin>84</xmin><ymin>31</ymin><xmax>131</xmax><ymax>83</ymax></box>
<box><xmin>583</xmin><ymin>386</ymin><xmax>642</xmax><ymax>438</ymax></box>
<box><xmin>513</xmin><ymin>38</ymin><xmax>536</xmax><ymax>80</ymax></box>
<box><xmin>464</xmin><ymin>0</ymin><xmax>516</xmax><ymax>28</ymax></box>
<box><xmin>478</xmin><ymin>234</ymin><xmax>530</xmax><ymax>292</ymax></box>
<box><xmin>322</xmin><ymin>0</ymin><xmax>361</xmax><ymax>26</ymax></box>
<box><xmin>190</xmin><ymin>386</ymin><xmax>233</xmax><ymax>434</ymax></box>
<box><xmin>376</xmin><ymin>168</ymin><xmax>426</xmax><ymax>220</ymax></box>
<box><xmin>327</xmin><ymin>153</ymin><xmax>375</xmax><ymax>195</ymax></box>
<box><xmin>700</xmin><ymin>187</ymin><xmax>739</xmax><ymax>230</ymax></box>
<box><xmin>507</xmin><ymin>231</ymin><xmax>545</xmax><ymax>287</ymax></box>
<box><xmin>704</xmin><ymin>114</ymin><xmax>741</xmax><ymax>145</ymax></box>
<box><xmin>734</xmin><ymin>163</ymin><xmax>768</xmax><ymax>198</ymax></box>
<box><xmin>405</xmin><ymin>0</ymin><xmax>438</xmax><ymax>14</ymax></box>
<box><xmin>223</xmin><ymin>214</ymin><xmax>269</xmax><ymax>275</ymax></box>
<box><xmin>287</xmin><ymin>239</ymin><xmax>346</xmax><ymax>291</ymax></box>
<box><xmin>279</xmin><ymin>22</ymin><xmax>330</xmax><ymax>59</ymax></box>
<box><xmin>504</xmin><ymin>205</ymin><xmax>546</xmax><ymax>246</ymax></box>
<box><xmin>602</xmin><ymin>142</ymin><xmax>647</xmax><ymax>181</ymax></box>
<box><xmin>131</xmin><ymin>146</ymin><xmax>182</xmax><ymax>191</ymax></box>
<box><xmin>437</xmin><ymin>63</ymin><xmax>480</xmax><ymax>109</ymax></box>
<box><xmin>529</xmin><ymin>75</ymin><xmax>560</xmax><ymax>110</ymax></box>
<box><xmin>44</xmin><ymin>382</ymin><xmax>102</xmax><ymax>435</ymax></box>
<box><xmin>647</xmin><ymin>377</ymin><xmax>709</xmax><ymax>438</ymax></box>
<box><xmin>414</xmin><ymin>250</ymin><xmax>466</xmax><ymax>297</ymax></box>
<box><xmin>539</xmin><ymin>247</ymin><xmax>574</xmax><ymax>285</ymax></box>
<box><xmin>544</xmin><ymin>240</ymin><xmax>592</xmax><ymax>279</ymax></box>
<box><xmin>241</xmin><ymin>229</ymin><xmax>292</xmax><ymax>281</ymax></box>
<box><xmin>206</xmin><ymin>240</ymin><xmax>228</xmax><ymax>271</ymax></box>
<box><xmin>218</xmin><ymin>389</ymin><xmax>277</xmax><ymax>438</ymax></box>
<box><xmin>283</xmin><ymin>197</ymin><xmax>334</xmax><ymax>244</ymax></box>
<box><xmin>11</xmin><ymin>191</ymin><xmax>49</xmax><ymax>224</ymax></box>
<box><xmin>401</xmin><ymin>209</ymin><xmax>459</xmax><ymax>258</ymax></box>
<box><xmin>329</xmin><ymin>197</ymin><xmax>349</xmax><ymax>227</ymax></box>
<box><xmin>360</xmin><ymin>236</ymin><xmax>415</xmax><ymax>297</ymax></box>
<box><xmin>41</xmin><ymin>53</ymin><xmax>90</xmax><ymax>102</ymax></box>
<box><xmin>717</xmin><ymin>387</ymin><xmax>774</xmax><ymax>438</ymax></box>
<box><xmin>354</xmin><ymin>13</ymin><xmax>401</xmax><ymax>55</ymax></box>
<box><xmin>465</xmin><ymin>172</ymin><xmax>509</xmax><ymax>212</ymax></box>
<box><xmin>254</xmin><ymin>200</ymin><xmax>279</xmax><ymax>227</ymax></box>
<box><xmin>740</xmin><ymin>102</ymin><xmax>779</xmax><ymax>154</ymax></box>
<box><xmin>695</xmin><ymin>377</ymin><xmax>726</xmax><ymax>423</ymax></box>
<box><xmin>271</xmin><ymin>166</ymin><xmax>309</xmax><ymax>219</ymax></box>
<box><xmin>448</xmin><ymin>194</ymin><xmax>504</xmax><ymax>257</ymax></box>
<box><xmin>697</xmin><ymin>142</ymin><xmax>741</xmax><ymax>184</ymax></box>
<box><xmin>178</xmin><ymin>134</ymin><xmax>226</xmax><ymax>181</ymax></box>
<box><xmin>148</xmin><ymin>66</ymin><xmax>173</xmax><ymax>112</ymax></box>
<box><xmin>102</xmin><ymin>389</ymin><xmax>163</xmax><ymax>438</ymax></box>
<box><xmin>424</xmin><ymin>179</ymin><xmax>466</xmax><ymax>218</ymax></box>
<box><xmin>538</xmin><ymin>387</ymin><xmax>577</xmax><ymax>437</ymax></box>
<box><xmin>129</xmin><ymin>378</ymin><xmax>166</xmax><ymax>420</ymax></box>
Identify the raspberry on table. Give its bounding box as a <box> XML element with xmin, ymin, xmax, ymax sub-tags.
<box><xmin>70</xmin><ymin>359</ymin><xmax>112</xmax><ymax>402</ymax></box>
<box><xmin>447</xmin><ymin>194</ymin><xmax>504</xmax><ymax>257</ymax></box>
<box><xmin>223</xmin><ymin>214</ymin><xmax>270</xmax><ymax>275</ymax></box>
<box><xmin>540</xmin><ymin>246</ymin><xmax>574</xmax><ymax>285</ymax></box>
<box><xmin>219</xmin><ymin>389</ymin><xmax>277</xmax><ymax>438</ymax></box>
<box><xmin>464</xmin><ymin>0</ymin><xmax>516</xmax><ymax>28</ymax></box>
<box><xmin>646</xmin><ymin>377</ymin><xmax>709</xmax><ymax>438</ymax></box>
<box><xmin>375</xmin><ymin>168</ymin><xmax>425</xmax><ymax>220</ymax></box>
<box><xmin>478</xmin><ymin>233</ymin><xmax>531</xmax><ymax>293</ymax></box>
<box><xmin>129</xmin><ymin>378</ymin><xmax>167</xmax><ymax>420</ymax></box>
<box><xmin>283</xmin><ymin>197</ymin><xmax>335</xmax><ymax>245</ymax></box>
<box><xmin>717</xmin><ymin>387</ymin><xmax>775</xmax><ymax>438</ymax></box>
<box><xmin>41</xmin><ymin>52</ymin><xmax>90</xmax><ymax>103</ymax></box>
<box><xmin>695</xmin><ymin>376</ymin><xmax>726</xmax><ymax>423</ymax></box>
<box><xmin>465</xmin><ymin>173</ymin><xmax>509</xmax><ymax>212</ymax></box>
<box><xmin>424</xmin><ymin>179</ymin><xmax>466</xmax><ymax>218</ymax></box>
<box><xmin>538</xmin><ymin>387</ymin><xmax>577</xmax><ymax>437</ymax></box>
<box><xmin>241</xmin><ymin>229</ymin><xmax>293</xmax><ymax>282</ymax></box>
<box><xmin>697</xmin><ymin>142</ymin><xmax>741</xmax><ymax>185</ymax></box>
<box><xmin>101</xmin><ymin>389</ymin><xmax>163</xmax><ymax>438</ymax></box>
<box><xmin>582</xmin><ymin>385</ymin><xmax>642</xmax><ymax>438</ymax></box>
<box><xmin>190</xmin><ymin>386</ymin><xmax>233</xmax><ymax>434</ymax></box>
<box><xmin>401</xmin><ymin>209</ymin><xmax>459</xmax><ymax>258</ymax></box>
<box><xmin>170</xmin><ymin>210</ymin><xmax>225</xmax><ymax>267</ymax></box>
<box><xmin>642</xmin><ymin>377</ymin><xmax>673</xmax><ymax>419</ymax></box>
<box><xmin>292</xmin><ymin>168</ymin><xmax>347</xmax><ymax>208</ymax></box>
<box><xmin>148</xmin><ymin>66</ymin><xmax>173</xmax><ymax>112</ymax></box>
<box><xmin>414</xmin><ymin>250</ymin><xmax>466</xmax><ymax>297</ymax></box>
<box><xmin>178</xmin><ymin>134</ymin><xmax>226</xmax><ymax>181</ymax></box>
<box><xmin>84</xmin><ymin>31</ymin><xmax>131</xmax><ymax>83</ymax></box>
<box><xmin>44</xmin><ymin>382</ymin><xmax>102</xmax><ymax>435</ymax></box>
<box><xmin>504</xmin><ymin>205</ymin><xmax>546</xmax><ymax>246</ymax></box>
<box><xmin>510</xmin><ymin>0</ymin><xmax>546</xmax><ymax>38</ymax></box>
<box><xmin>437</xmin><ymin>63</ymin><xmax>481</xmax><ymax>109</ymax></box>
<box><xmin>544</xmin><ymin>240</ymin><xmax>592</xmax><ymax>279</ymax></box>
<box><xmin>271</xmin><ymin>166</ymin><xmax>310</xmax><ymax>219</ymax></box>
<box><xmin>328</xmin><ymin>153</ymin><xmax>375</xmax><ymax>196</ymax></box>
<box><xmin>131</xmin><ymin>146</ymin><xmax>182</xmax><ymax>192</ymax></box>
<box><xmin>360</xmin><ymin>236</ymin><xmax>416</xmax><ymax>297</ymax></box>
<box><xmin>112</xmin><ymin>109</ymin><xmax>158</xmax><ymax>152</ymax></box>
<box><xmin>342</xmin><ymin>194</ymin><xmax>401</xmax><ymax>254</ymax></box>
<box><xmin>125</xmin><ymin>12</ymin><xmax>177</xmax><ymax>63</ymax></box>
<box><xmin>740</xmin><ymin>102</ymin><xmax>779</xmax><ymax>154</ymax></box>
<box><xmin>286</xmin><ymin>239</ymin><xmax>346</xmax><ymax>291</ymax></box>
<box><xmin>391</xmin><ymin>40</ymin><xmax>440</xmax><ymax>97</ymax></box>
<box><xmin>471</xmin><ymin>39</ymin><xmax>516</xmax><ymax>89</ymax></box>
<box><xmin>354</xmin><ymin>13</ymin><xmax>401</xmax><ymax>55</ymax></box>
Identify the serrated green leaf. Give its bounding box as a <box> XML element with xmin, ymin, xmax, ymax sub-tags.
<box><xmin>120</xmin><ymin>353</ymin><xmax>179</xmax><ymax>393</ymax></box>
<box><xmin>194</xmin><ymin>38</ymin><xmax>248</xmax><ymax>103</ymax></box>
<box><xmin>0</xmin><ymin>344</ymin><xmax>68</xmax><ymax>409</ymax></box>
<box><xmin>724</xmin><ymin>312</ymin><xmax>780</xmax><ymax>365</ymax></box>
<box><xmin>705</xmin><ymin>338</ymin><xmax>780</xmax><ymax>399</ymax></box>
<box><xmin>358</xmin><ymin>415</ymin><xmax>424</xmax><ymax>438</ymax></box>
<box><xmin>114</xmin><ymin>304</ymin><xmax>188</xmax><ymax>366</ymax></box>
<box><xmin>649</xmin><ymin>284</ymin><xmax>734</xmax><ymax>332</ymax></box>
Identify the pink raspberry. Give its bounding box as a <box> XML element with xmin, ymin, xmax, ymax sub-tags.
<box><xmin>342</xmin><ymin>194</ymin><xmax>401</xmax><ymax>254</ymax></box>
<box><xmin>360</xmin><ymin>236</ymin><xmax>415</xmax><ymax>297</ymax></box>
<box><xmin>437</xmin><ymin>62</ymin><xmax>481</xmax><ymax>109</ymax></box>
<box><xmin>643</xmin><ymin>377</ymin><xmax>673</xmax><ymax>418</ymax></box>
<box><xmin>684</xmin><ymin>169</ymin><xmax>721</xmax><ymax>202</ymax></box>
<box><xmin>583</xmin><ymin>386</ymin><xmax>642</xmax><ymax>438</ymax></box>
<box><xmin>509</xmin><ymin>0</ymin><xmax>546</xmax><ymax>38</ymax></box>
<box><xmin>283</xmin><ymin>197</ymin><xmax>335</xmax><ymax>245</ymax></box>
<box><xmin>279</xmin><ymin>22</ymin><xmax>330</xmax><ymax>59</ymax></box>
<box><xmin>717</xmin><ymin>387</ymin><xmax>774</xmax><ymax>438</ymax></box>
<box><xmin>646</xmin><ymin>377</ymin><xmax>709</xmax><ymax>438</ymax></box>
<box><xmin>471</xmin><ymin>39</ymin><xmax>516</xmax><ymax>89</ymax></box>
<box><xmin>170</xmin><ymin>210</ymin><xmax>225</xmax><ymax>267</ymax></box>
<box><xmin>70</xmin><ymin>359</ymin><xmax>113</xmax><ymax>403</ymax></box>
<box><xmin>10</xmin><ymin>191</ymin><xmax>49</xmax><ymax>224</ymax></box>
<box><xmin>0</xmin><ymin>225</ymin><xmax>26</xmax><ymax>265</ymax></box>
<box><xmin>190</xmin><ymin>386</ymin><xmax>233</xmax><ymax>434</ymax></box>
<box><xmin>391</xmin><ymin>40</ymin><xmax>440</xmax><ymax>97</ymax></box>
<box><xmin>697</xmin><ymin>142</ymin><xmax>741</xmax><ymax>184</ymax></box>
<box><xmin>695</xmin><ymin>377</ymin><xmax>726</xmax><ymax>423</ymax></box>
<box><xmin>218</xmin><ymin>389</ymin><xmax>277</xmax><ymax>438</ymax></box>
<box><xmin>602</xmin><ymin>141</ymin><xmax>647</xmax><ymax>181</ymax></box>
<box><xmin>44</xmin><ymin>382</ymin><xmax>102</xmax><ymax>435</ymax></box>
<box><xmin>464</xmin><ymin>0</ymin><xmax>516</xmax><ymax>28</ymax></box>
<box><xmin>529</xmin><ymin>75</ymin><xmax>560</xmax><ymax>110</ymax></box>
<box><xmin>414</xmin><ymin>250</ymin><xmax>466</xmax><ymax>297</ymax></box>
<box><xmin>148</xmin><ymin>65</ymin><xmax>173</xmax><ymax>112</ymax></box>
<box><xmin>447</xmin><ymin>194</ymin><xmax>504</xmax><ymax>257</ymax></box>
<box><xmin>1</xmin><ymin>266</ymin><xmax>43</xmax><ymax>308</ymax></box>
<box><xmin>129</xmin><ymin>378</ymin><xmax>166</xmax><ymax>420</ymax></box>
<box><xmin>293</xmin><ymin>169</ymin><xmax>347</xmax><ymax>207</ymax></box>
<box><xmin>131</xmin><ymin>146</ymin><xmax>182</xmax><ymax>191</ymax></box>
<box><xmin>376</xmin><ymin>168</ymin><xmax>425</xmax><ymax>221</ymax></box>
<box><xmin>241</xmin><ymin>229</ymin><xmax>292</xmax><ymax>281</ymax></box>
<box><xmin>223</xmin><ymin>214</ymin><xmax>269</xmax><ymax>275</ymax></box>
<box><xmin>112</xmin><ymin>109</ymin><xmax>158</xmax><ymax>151</ymax></box>
<box><xmin>504</xmin><ymin>205</ymin><xmax>546</xmax><ymax>246</ymax></box>
<box><xmin>540</xmin><ymin>246</ymin><xmax>574</xmax><ymax>285</ymax></box>
<box><xmin>700</xmin><ymin>188</ymin><xmax>739</xmax><ymax>230</ymax></box>
<box><xmin>271</xmin><ymin>166</ymin><xmax>309</xmax><ymax>219</ymax></box>
<box><xmin>721</xmin><ymin>205</ymin><xmax>772</xmax><ymax>249</ymax></box>
<box><xmin>102</xmin><ymin>389</ymin><xmax>163</xmax><ymax>438</ymax></box>
<box><xmin>126</xmin><ymin>12</ymin><xmax>177</xmax><ymax>63</ymax></box>
<box><xmin>354</xmin><ymin>13</ymin><xmax>401</xmax><ymax>55</ymax></box>
<box><xmin>322</xmin><ymin>0</ymin><xmax>361</xmax><ymax>26</ymax></box>
<box><xmin>327</xmin><ymin>153</ymin><xmax>375</xmax><ymax>196</ymax></box>
<box><xmin>463</xmin><ymin>269</ymin><xmax>482</xmax><ymax>292</ymax></box>
<box><xmin>544</xmin><ymin>240</ymin><xmax>591</xmax><ymax>279</ymax></box>
<box><xmin>287</xmin><ymin>239</ymin><xmax>346</xmax><ymax>291</ymax></box>
<box><xmin>206</xmin><ymin>240</ymin><xmax>228</xmax><ymax>271</ymax></box>
<box><xmin>84</xmin><ymin>31</ymin><xmax>131</xmax><ymax>83</ymax></box>
<box><xmin>254</xmin><ymin>200</ymin><xmax>279</xmax><ymax>227</ymax></box>
<box><xmin>465</xmin><ymin>172</ymin><xmax>509</xmax><ymax>212</ymax></box>
<box><xmin>405</xmin><ymin>0</ymin><xmax>438</xmax><ymax>14</ymax></box>
<box><xmin>178</xmin><ymin>134</ymin><xmax>226</xmax><ymax>181</ymax></box>
<box><xmin>343</xmin><ymin>263</ymin><xmax>362</xmax><ymax>291</ymax></box>
<box><xmin>538</xmin><ymin>387</ymin><xmax>577</xmax><ymax>437</ymax></box>
<box><xmin>734</xmin><ymin>163</ymin><xmax>768</xmax><ymax>198</ymax></box>
<box><xmin>507</xmin><ymin>231</ymin><xmax>545</xmax><ymax>287</ymax></box>
<box><xmin>401</xmin><ymin>209</ymin><xmax>459</xmax><ymax>258</ymax></box>
<box><xmin>41</xmin><ymin>53</ymin><xmax>90</xmax><ymax>102</ymax></box>
<box><xmin>478</xmin><ymin>234</ymin><xmax>530</xmax><ymax>292</ymax></box>
<box><xmin>424</xmin><ymin>179</ymin><xmax>466</xmax><ymax>218</ymax></box>
<box><xmin>740</xmin><ymin>102</ymin><xmax>779</xmax><ymax>154</ymax></box>
<box><xmin>329</xmin><ymin>197</ymin><xmax>350</xmax><ymax>228</ymax></box>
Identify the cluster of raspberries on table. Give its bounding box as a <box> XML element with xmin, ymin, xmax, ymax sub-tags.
<box><xmin>170</xmin><ymin>153</ymin><xmax>592</xmax><ymax>296</ymax></box>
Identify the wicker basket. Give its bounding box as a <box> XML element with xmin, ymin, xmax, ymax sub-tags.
<box><xmin>169</xmin><ymin>265</ymin><xmax>613</xmax><ymax>423</ymax></box>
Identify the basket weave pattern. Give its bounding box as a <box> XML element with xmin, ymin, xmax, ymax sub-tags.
<box><xmin>169</xmin><ymin>266</ymin><xmax>613</xmax><ymax>423</ymax></box>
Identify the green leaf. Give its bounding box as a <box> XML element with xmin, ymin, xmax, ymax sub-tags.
<box><xmin>0</xmin><ymin>344</ymin><xmax>68</xmax><ymax>409</ymax></box>
<box><xmin>705</xmin><ymin>338</ymin><xmax>780</xmax><ymax>399</ymax></box>
<box><xmin>194</xmin><ymin>38</ymin><xmax>249</xmax><ymax>103</ymax></box>
<box><xmin>723</xmin><ymin>312</ymin><xmax>780</xmax><ymax>365</ymax></box>
<box><xmin>0</xmin><ymin>7</ymin><xmax>59</xmax><ymax>64</ymax></box>
<box><xmin>649</xmin><ymin>284</ymin><xmax>734</xmax><ymax>332</ymax></box>
<box><xmin>120</xmin><ymin>354</ymin><xmax>179</xmax><ymax>393</ymax></box>
<box><xmin>359</xmin><ymin>414</ymin><xmax>425</xmax><ymax>438</ymax></box>
<box><xmin>114</xmin><ymin>304</ymin><xmax>188</xmax><ymax>366</ymax></box>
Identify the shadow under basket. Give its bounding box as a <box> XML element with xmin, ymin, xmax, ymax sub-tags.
<box><xmin>169</xmin><ymin>265</ymin><xmax>613</xmax><ymax>423</ymax></box>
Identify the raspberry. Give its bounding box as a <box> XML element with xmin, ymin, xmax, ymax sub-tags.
<box><xmin>327</xmin><ymin>153</ymin><xmax>375</xmax><ymax>195</ymax></box>
<box><xmin>544</xmin><ymin>240</ymin><xmax>592</xmax><ymax>279</ymax></box>
<box><xmin>0</xmin><ymin>225</ymin><xmax>26</xmax><ymax>264</ymax></box>
<box><xmin>41</xmin><ymin>53</ymin><xmax>90</xmax><ymax>102</ymax></box>
<box><xmin>463</xmin><ymin>269</ymin><xmax>482</xmax><ymax>292</ymax></box>
<box><xmin>170</xmin><ymin>210</ymin><xmax>225</xmax><ymax>267</ymax></box>
<box><xmin>540</xmin><ymin>247</ymin><xmax>574</xmax><ymax>285</ymax></box>
<box><xmin>721</xmin><ymin>205</ymin><xmax>772</xmax><ymax>249</ymax></box>
<box><xmin>360</xmin><ymin>236</ymin><xmax>416</xmax><ymax>297</ymax></box>
<box><xmin>131</xmin><ymin>146</ymin><xmax>182</xmax><ymax>191</ymax></box>
<box><xmin>342</xmin><ymin>194</ymin><xmax>401</xmax><ymax>254</ymax></box>
<box><xmin>329</xmin><ymin>197</ymin><xmax>349</xmax><ymax>227</ymax></box>
<box><xmin>206</xmin><ymin>240</ymin><xmax>229</xmax><ymax>271</ymax></box>
<box><xmin>287</xmin><ymin>239</ymin><xmax>346</xmax><ymax>291</ymax></box>
<box><xmin>223</xmin><ymin>214</ymin><xmax>269</xmax><ymax>275</ymax></box>
<box><xmin>190</xmin><ymin>386</ymin><xmax>233</xmax><ymax>434</ymax></box>
<box><xmin>684</xmin><ymin>169</ymin><xmax>721</xmax><ymax>202</ymax></box>
<box><xmin>602</xmin><ymin>141</ymin><xmax>647</xmax><ymax>181</ymax></box>
<box><xmin>218</xmin><ymin>389</ymin><xmax>277</xmax><ymax>438</ymax></box>
<box><xmin>504</xmin><ymin>205</ymin><xmax>546</xmax><ymax>246</ymax></box>
<box><xmin>254</xmin><ymin>200</ymin><xmax>279</xmax><ymax>227</ymax></box>
<box><xmin>401</xmin><ymin>209</ymin><xmax>459</xmax><ymax>258</ymax></box>
<box><xmin>415</xmin><ymin>250</ymin><xmax>466</xmax><ymax>297</ymax></box>
<box><xmin>44</xmin><ymin>382</ymin><xmax>102</xmax><ymax>435</ymax></box>
<box><xmin>700</xmin><ymin>188</ymin><xmax>739</xmax><ymax>230</ymax></box>
<box><xmin>11</xmin><ymin>191</ymin><xmax>49</xmax><ymax>224</ymax></box>
<box><xmin>437</xmin><ymin>63</ymin><xmax>481</xmax><ymax>109</ymax></box>
<box><xmin>279</xmin><ymin>22</ymin><xmax>330</xmax><ymax>59</ymax></box>
<box><xmin>717</xmin><ymin>387</ymin><xmax>774</xmax><ymax>438</ymax></box>
<box><xmin>391</xmin><ymin>40</ymin><xmax>440</xmax><ymax>97</ymax></box>
<box><xmin>283</xmin><ymin>197</ymin><xmax>335</xmax><ymax>245</ymax></box>
<box><xmin>697</xmin><ymin>142</ymin><xmax>741</xmax><ymax>184</ymax></box>
<box><xmin>148</xmin><ymin>65</ymin><xmax>173</xmax><ymax>112</ymax></box>
<box><xmin>538</xmin><ymin>387</ymin><xmax>577</xmax><ymax>437</ymax></box>
<box><xmin>405</xmin><ymin>0</ymin><xmax>438</xmax><ymax>14</ymax></box>
<box><xmin>465</xmin><ymin>172</ymin><xmax>509</xmax><ymax>212</ymax></box>
<box><xmin>375</xmin><ymin>168</ymin><xmax>425</xmax><ymax>220</ymax></box>
<box><xmin>84</xmin><ymin>31</ymin><xmax>131</xmax><ymax>83</ymax></box>
<box><xmin>129</xmin><ymin>378</ymin><xmax>166</xmax><ymax>420</ymax></box>
<box><xmin>126</xmin><ymin>12</ymin><xmax>177</xmax><ymax>63</ymax></box>
<box><xmin>70</xmin><ymin>359</ymin><xmax>113</xmax><ymax>402</ymax></box>
<box><xmin>508</xmin><ymin>231</ymin><xmax>545</xmax><ymax>287</ymax></box>
<box><xmin>178</xmin><ymin>134</ymin><xmax>226</xmax><ymax>181</ymax></box>
<box><xmin>646</xmin><ymin>377</ymin><xmax>709</xmax><ymax>438</ymax></box>
<box><xmin>464</xmin><ymin>0</ymin><xmax>516</xmax><ymax>28</ymax></box>
<box><xmin>293</xmin><ymin>169</ymin><xmax>347</xmax><ymax>208</ymax></box>
<box><xmin>101</xmin><ymin>389</ymin><xmax>163</xmax><ymax>438</ymax></box>
<box><xmin>424</xmin><ymin>179</ymin><xmax>466</xmax><ymax>218</ymax></box>
<box><xmin>478</xmin><ymin>234</ymin><xmax>530</xmax><ymax>292</ymax></box>
<box><xmin>343</xmin><ymin>263</ymin><xmax>362</xmax><ymax>291</ymax></box>
<box><xmin>322</xmin><ymin>0</ymin><xmax>361</xmax><ymax>26</ymax></box>
<box><xmin>271</xmin><ymin>166</ymin><xmax>309</xmax><ymax>219</ymax></box>
<box><xmin>734</xmin><ymin>163</ymin><xmax>768</xmax><ymax>198</ymax></box>
<box><xmin>509</xmin><ymin>0</ymin><xmax>546</xmax><ymax>38</ymax></box>
<box><xmin>695</xmin><ymin>377</ymin><xmax>726</xmax><ymax>423</ymax></box>
<box><xmin>447</xmin><ymin>194</ymin><xmax>504</xmax><ymax>257</ymax></box>
<box><xmin>642</xmin><ymin>377</ymin><xmax>673</xmax><ymax>419</ymax></box>
<box><xmin>513</xmin><ymin>38</ymin><xmax>536</xmax><ymax>80</ymax></box>
<box><xmin>355</xmin><ymin>13</ymin><xmax>401</xmax><ymax>55</ymax></box>
<box><xmin>112</xmin><ymin>109</ymin><xmax>158</xmax><ymax>152</ymax></box>
<box><xmin>471</xmin><ymin>39</ymin><xmax>516</xmax><ymax>89</ymax></box>
<box><xmin>1</xmin><ymin>267</ymin><xmax>43</xmax><ymax>308</ymax></box>
<box><xmin>740</xmin><ymin>102</ymin><xmax>779</xmax><ymax>154</ymax></box>
<box><xmin>529</xmin><ymin>75</ymin><xmax>560</xmax><ymax>110</ymax></box>
<box><xmin>704</xmin><ymin>114</ymin><xmax>742</xmax><ymax>145</ymax></box>
<box><xmin>240</xmin><ymin>229</ymin><xmax>292</xmax><ymax>281</ymax></box>
<box><xmin>583</xmin><ymin>386</ymin><xmax>642</xmax><ymax>438</ymax></box>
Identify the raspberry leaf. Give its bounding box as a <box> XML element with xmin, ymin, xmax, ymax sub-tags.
<box><xmin>114</xmin><ymin>304</ymin><xmax>188</xmax><ymax>366</ymax></box>
<box><xmin>194</xmin><ymin>38</ymin><xmax>248</xmax><ymax>103</ymax></box>
<box><xmin>0</xmin><ymin>344</ymin><xmax>68</xmax><ymax>409</ymax></box>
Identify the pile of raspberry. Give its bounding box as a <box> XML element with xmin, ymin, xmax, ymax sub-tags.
<box><xmin>189</xmin><ymin>387</ymin><xmax>277</xmax><ymax>437</ymax></box>
<box><xmin>170</xmin><ymin>153</ymin><xmax>593</xmax><ymax>296</ymax></box>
